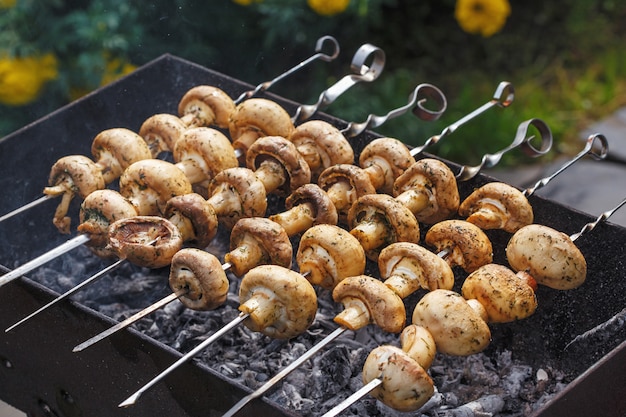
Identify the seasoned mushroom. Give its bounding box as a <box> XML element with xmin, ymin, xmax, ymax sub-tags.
<box><xmin>269</xmin><ymin>184</ymin><xmax>338</xmax><ymax>236</ymax></box>
<box><xmin>169</xmin><ymin>248</ymin><xmax>229</xmax><ymax>311</ymax></box>
<box><xmin>332</xmin><ymin>275</ymin><xmax>406</xmax><ymax>333</ymax></box>
<box><xmin>119</xmin><ymin>159</ymin><xmax>192</xmax><ymax>216</ymax></box>
<box><xmin>348</xmin><ymin>194</ymin><xmax>420</xmax><ymax>261</ymax></box>
<box><xmin>173</xmin><ymin>127</ymin><xmax>238</xmax><ymax>191</ymax></box>
<box><xmin>77</xmin><ymin>189</ymin><xmax>138</xmax><ymax>259</ymax></box>
<box><xmin>424</xmin><ymin>219</ymin><xmax>493</xmax><ymax>273</ymax></box>
<box><xmin>358</xmin><ymin>137</ymin><xmax>415</xmax><ymax>194</ymax></box>
<box><xmin>138</xmin><ymin>113</ymin><xmax>187</xmax><ymax>158</ymax></box>
<box><xmin>229</xmin><ymin>98</ymin><xmax>295</xmax><ymax>159</ymax></box>
<box><xmin>362</xmin><ymin>345</ymin><xmax>434</xmax><ymax>412</ymax></box>
<box><xmin>378</xmin><ymin>242</ymin><xmax>455</xmax><ymax>298</ymax></box>
<box><xmin>296</xmin><ymin>224</ymin><xmax>366</xmax><ymax>289</ymax></box>
<box><xmin>317</xmin><ymin>163</ymin><xmax>376</xmax><ymax>223</ymax></box>
<box><xmin>459</xmin><ymin>182</ymin><xmax>533</xmax><ymax>233</ymax></box>
<box><xmin>164</xmin><ymin>193</ymin><xmax>218</xmax><ymax>248</ymax></box>
<box><xmin>44</xmin><ymin>155</ymin><xmax>106</xmax><ymax>234</ymax></box>
<box><xmin>91</xmin><ymin>128</ymin><xmax>152</xmax><ymax>184</ymax></box>
<box><xmin>178</xmin><ymin>85</ymin><xmax>236</xmax><ymax>129</ymax></box>
<box><xmin>224</xmin><ymin>217</ymin><xmax>292</xmax><ymax>277</ymax></box>
<box><xmin>462</xmin><ymin>263</ymin><xmax>537</xmax><ymax>323</ymax></box>
<box><xmin>288</xmin><ymin>120</ymin><xmax>354</xmax><ymax>181</ymax></box>
<box><xmin>239</xmin><ymin>265</ymin><xmax>317</xmax><ymax>339</ymax></box>
<box><xmin>108</xmin><ymin>216</ymin><xmax>183</xmax><ymax>268</ymax></box>
<box><xmin>393</xmin><ymin>158</ymin><xmax>460</xmax><ymax>224</ymax></box>
<box><xmin>412</xmin><ymin>289</ymin><xmax>491</xmax><ymax>356</ymax></box>
<box><xmin>400</xmin><ymin>324</ymin><xmax>437</xmax><ymax>370</ymax></box>
<box><xmin>206</xmin><ymin>167</ymin><xmax>268</xmax><ymax>230</ymax></box>
<box><xmin>246</xmin><ymin>135</ymin><xmax>311</xmax><ymax>196</ymax></box>
<box><xmin>506</xmin><ymin>224</ymin><xmax>587</xmax><ymax>290</ymax></box>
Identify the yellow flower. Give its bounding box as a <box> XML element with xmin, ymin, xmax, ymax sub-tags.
<box><xmin>100</xmin><ymin>57</ymin><xmax>137</xmax><ymax>86</ymax></box>
<box><xmin>0</xmin><ymin>53</ymin><xmax>58</xmax><ymax>106</ymax></box>
<box><xmin>307</xmin><ymin>0</ymin><xmax>350</xmax><ymax>16</ymax></box>
<box><xmin>232</xmin><ymin>0</ymin><xmax>263</xmax><ymax>5</ymax></box>
<box><xmin>455</xmin><ymin>0</ymin><xmax>511</xmax><ymax>37</ymax></box>
<box><xmin>0</xmin><ymin>0</ymin><xmax>16</xmax><ymax>9</ymax></box>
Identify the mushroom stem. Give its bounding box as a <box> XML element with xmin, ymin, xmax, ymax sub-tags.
<box><xmin>333</xmin><ymin>297</ymin><xmax>372</xmax><ymax>330</ymax></box>
<box><xmin>233</xmin><ymin>131</ymin><xmax>262</xmax><ymax>158</ymax></box>
<box><xmin>239</xmin><ymin>288</ymin><xmax>282</xmax><ymax>331</ymax></box>
<box><xmin>296</xmin><ymin>141</ymin><xmax>323</xmax><ymax>173</ymax></box>
<box><xmin>206</xmin><ymin>183</ymin><xmax>243</xmax><ymax>219</ymax></box>
<box><xmin>363</xmin><ymin>162</ymin><xmax>387</xmax><ymax>191</ymax></box>
<box><xmin>323</xmin><ymin>180</ymin><xmax>354</xmax><ymax>215</ymax></box>
<box><xmin>383</xmin><ymin>257</ymin><xmax>425</xmax><ymax>299</ymax></box>
<box><xmin>175</xmin><ymin>160</ymin><xmax>209</xmax><ymax>185</ymax></box>
<box><xmin>224</xmin><ymin>233</ymin><xmax>266</xmax><ymax>277</ymax></box>
<box><xmin>465</xmin><ymin>204</ymin><xmax>506</xmax><ymax>229</ymax></box>
<box><xmin>254</xmin><ymin>159</ymin><xmax>288</xmax><ymax>195</ymax></box>
<box><xmin>51</xmin><ymin>188</ymin><xmax>75</xmax><ymax>234</ymax></box>
<box><xmin>350</xmin><ymin>220</ymin><xmax>388</xmax><ymax>252</ymax></box>
<box><xmin>270</xmin><ymin>203</ymin><xmax>315</xmax><ymax>237</ymax></box>
<box><xmin>394</xmin><ymin>189</ymin><xmax>430</xmax><ymax>218</ymax></box>
<box><xmin>166</xmin><ymin>211</ymin><xmax>196</xmax><ymax>243</ymax></box>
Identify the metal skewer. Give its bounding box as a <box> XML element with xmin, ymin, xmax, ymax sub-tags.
<box><xmin>570</xmin><ymin>195</ymin><xmax>626</xmax><ymax>242</ymax></box>
<box><xmin>410</xmin><ymin>80</ymin><xmax>515</xmax><ymax>157</ymax></box>
<box><xmin>320</xmin><ymin>378</ymin><xmax>383</xmax><ymax>417</ymax></box>
<box><xmin>0</xmin><ymin>195</ymin><xmax>54</xmax><ymax>223</ymax></box>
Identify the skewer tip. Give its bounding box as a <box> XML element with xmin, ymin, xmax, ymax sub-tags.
<box><xmin>118</xmin><ymin>394</ymin><xmax>140</xmax><ymax>408</ymax></box>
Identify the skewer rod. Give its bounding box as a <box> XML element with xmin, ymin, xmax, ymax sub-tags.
<box><xmin>321</xmin><ymin>378</ymin><xmax>382</xmax><ymax>417</ymax></box>
<box><xmin>0</xmin><ymin>195</ymin><xmax>52</xmax><ymax>223</ymax></box>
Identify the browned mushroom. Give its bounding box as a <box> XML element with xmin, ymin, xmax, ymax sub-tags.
<box><xmin>412</xmin><ymin>289</ymin><xmax>491</xmax><ymax>356</ymax></box>
<box><xmin>358</xmin><ymin>137</ymin><xmax>415</xmax><ymax>194</ymax></box>
<box><xmin>393</xmin><ymin>158</ymin><xmax>460</xmax><ymax>224</ymax></box>
<box><xmin>206</xmin><ymin>167</ymin><xmax>268</xmax><ymax>230</ymax></box>
<box><xmin>269</xmin><ymin>184</ymin><xmax>338</xmax><ymax>236</ymax></box>
<box><xmin>119</xmin><ymin>159</ymin><xmax>192</xmax><ymax>216</ymax></box>
<box><xmin>163</xmin><ymin>193</ymin><xmax>218</xmax><ymax>248</ymax></box>
<box><xmin>378</xmin><ymin>242</ymin><xmax>455</xmax><ymax>298</ymax></box>
<box><xmin>317</xmin><ymin>163</ymin><xmax>377</xmax><ymax>223</ymax></box>
<box><xmin>91</xmin><ymin>128</ymin><xmax>152</xmax><ymax>184</ymax></box>
<box><xmin>245</xmin><ymin>135</ymin><xmax>311</xmax><ymax>196</ymax></box>
<box><xmin>224</xmin><ymin>217</ymin><xmax>292</xmax><ymax>277</ymax></box>
<box><xmin>238</xmin><ymin>264</ymin><xmax>317</xmax><ymax>339</ymax></box>
<box><xmin>459</xmin><ymin>182</ymin><xmax>533</xmax><ymax>233</ymax></box>
<box><xmin>288</xmin><ymin>120</ymin><xmax>354</xmax><ymax>181</ymax></box>
<box><xmin>138</xmin><ymin>113</ymin><xmax>187</xmax><ymax>158</ymax></box>
<box><xmin>77</xmin><ymin>189</ymin><xmax>138</xmax><ymax>259</ymax></box>
<box><xmin>296</xmin><ymin>224</ymin><xmax>366</xmax><ymax>289</ymax></box>
<box><xmin>332</xmin><ymin>275</ymin><xmax>406</xmax><ymax>333</ymax></box>
<box><xmin>178</xmin><ymin>85</ymin><xmax>236</xmax><ymax>129</ymax></box>
<box><xmin>506</xmin><ymin>224</ymin><xmax>587</xmax><ymax>290</ymax></box>
<box><xmin>107</xmin><ymin>216</ymin><xmax>183</xmax><ymax>268</ymax></box>
<box><xmin>424</xmin><ymin>219</ymin><xmax>493</xmax><ymax>273</ymax></box>
<box><xmin>168</xmin><ymin>248</ymin><xmax>229</xmax><ymax>311</ymax></box>
<box><xmin>229</xmin><ymin>98</ymin><xmax>295</xmax><ymax>159</ymax></box>
<box><xmin>462</xmin><ymin>263</ymin><xmax>537</xmax><ymax>323</ymax></box>
<box><xmin>43</xmin><ymin>155</ymin><xmax>107</xmax><ymax>234</ymax></box>
<box><xmin>347</xmin><ymin>194</ymin><xmax>420</xmax><ymax>261</ymax></box>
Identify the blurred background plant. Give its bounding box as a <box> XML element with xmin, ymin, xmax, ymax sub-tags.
<box><xmin>1</xmin><ymin>0</ymin><xmax>625</xmax><ymax>166</ymax></box>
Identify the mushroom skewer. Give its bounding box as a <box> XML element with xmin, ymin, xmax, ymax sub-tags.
<box><xmin>118</xmin><ymin>264</ymin><xmax>317</xmax><ymax>408</ymax></box>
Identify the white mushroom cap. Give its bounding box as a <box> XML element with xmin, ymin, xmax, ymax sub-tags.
<box><xmin>359</xmin><ymin>137</ymin><xmax>415</xmax><ymax>194</ymax></box>
<box><xmin>138</xmin><ymin>113</ymin><xmax>186</xmax><ymax>158</ymax></box>
<box><xmin>317</xmin><ymin>163</ymin><xmax>376</xmax><ymax>223</ymax></box>
<box><xmin>91</xmin><ymin>128</ymin><xmax>152</xmax><ymax>184</ymax></box>
<box><xmin>178</xmin><ymin>85</ymin><xmax>236</xmax><ymax>129</ymax></box>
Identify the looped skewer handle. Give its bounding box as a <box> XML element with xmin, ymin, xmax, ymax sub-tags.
<box><xmin>455</xmin><ymin>118</ymin><xmax>553</xmax><ymax>181</ymax></box>
<box><xmin>340</xmin><ymin>83</ymin><xmax>447</xmax><ymax>138</ymax></box>
<box><xmin>570</xmin><ymin>195</ymin><xmax>626</xmax><ymax>242</ymax></box>
<box><xmin>410</xmin><ymin>81</ymin><xmax>514</xmax><ymax>157</ymax></box>
<box><xmin>523</xmin><ymin>133</ymin><xmax>609</xmax><ymax>197</ymax></box>
<box><xmin>234</xmin><ymin>35</ymin><xmax>340</xmax><ymax>104</ymax></box>
<box><xmin>292</xmin><ymin>43</ymin><xmax>386</xmax><ymax>123</ymax></box>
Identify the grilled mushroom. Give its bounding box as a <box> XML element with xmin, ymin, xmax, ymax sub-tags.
<box><xmin>317</xmin><ymin>163</ymin><xmax>376</xmax><ymax>223</ymax></box>
<box><xmin>400</xmin><ymin>324</ymin><xmax>437</xmax><ymax>370</ymax></box>
<box><xmin>164</xmin><ymin>193</ymin><xmax>218</xmax><ymax>248</ymax></box>
<box><xmin>224</xmin><ymin>217</ymin><xmax>292</xmax><ymax>277</ymax></box>
<box><xmin>107</xmin><ymin>216</ymin><xmax>183</xmax><ymax>268</ymax></box>
<box><xmin>206</xmin><ymin>167</ymin><xmax>268</xmax><ymax>230</ymax></box>
<box><xmin>77</xmin><ymin>189</ymin><xmax>138</xmax><ymax>258</ymax></box>
<box><xmin>91</xmin><ymin>128</ymin><xmax>152</xmax><ymax>184</ymax></box>
<box><xmin>246</xmin><ymin>135</ymin><xmax>311</xmax><ymax>196</ymax></box>
<box><xmin>462</xmin><ymin>263</ymin><xmax>537</xmax><ymax>323</ymax></box>
<box><xmin>229</xmin><ymin>98</ymin><xmax>295</xmax><ymax>159</ymax></box>
<box><xmin>348</xmin><ymin>194</ymin><xmax>420</xmax><ymax>261</ymax></box>
<box><xmin>239</xmin><ymin>264</ymin><xmax>317</xmax><ymax>339</ymax></box>
<box><xmin>138</xmin><ymin>113</ymin><xmax>187</xmax><ymax>158</ymax></box>
<box><xmin>459</xmin><ymin>182</ymin><xmax>533</xmax><ymax>233</ymax></box>
<box><xmin>424</xmin><ymin>219</ymin><xmax>493</xmax><ymax>273</ymax></box>
<box><xmin>506</xmin><ymin>224</ymin><xmax>587</xmax><ymax>290</ymax></box>
<box><xmin>332</xmin><ymin>275</ymin><xmax>406</xmax><ymax>333</ymax></box>
<box><xmin>288</xmin><ymin>120</ymin><xmax>354</xmax><ymax>181</ymax></box>
<box><xmin>358</xmin><ymin>137</ymin><xmax>415</xmax><ymax>194</ymax></box>
<box><xmin>119</xmin><ymin>159</ymin><xmax>192</xmax><ymax>216</ymax></box>
<box><xmin>393</xmin><ymin>158</ymin><xmax>460</xmax><ymax>224</ymax></box>
<box><xmin>296</xmin><ymin>224</ymin><xmax>366</xmax><ymax>289</ymax></box>
<box><xmin>178</xmin><ymin>85</ymin><xmax>236</xmax><ymax>129</ymax></box>
<box><xmin>378</xmin><ymin>242</ymin><xmax>455</xmax><ymax>298</ymax></box>
<box><xmin>412</xmin><ymin>289</ymin><xmax>491</xmax><ymax>356</ymax></box>
<box><xmin>269</xmin><ymin>184</ymin><xmax>338</xmax><ymax>236</ymax></box>
<box><xmin>168</xmin><ymin>248</ymin><xmax>229</xmax><ymax>311</ymax></box>
<box><xmin>44</xmin><ymin>155</ymin><xmax>107</xmax><ymax>234</ymax></box>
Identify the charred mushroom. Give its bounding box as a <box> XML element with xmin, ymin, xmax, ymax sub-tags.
<box><xmin>358</xmin><ymin>137</ymin><xmax>415</xmax><ymax>194</ymax></box>
<box><xmin>91</xmin><ymin>128</ymin><xmax>152</xmax><ymax>184</ymax></box>
<box><xmin>169</xmin><ymin>248</ymin><xmax>229</xmax><ymax>311</ymax></box>
<box><xmin>224</xmin><ymin>217</ymin><xmax>292</xmax><ymax>277</ymax></box>
<box><xmin>178</xmin><ymin>85</ymin><xmax>236</xmax><ymax>129</ymax></box>
<box><xmin>296</xmin><ymin>224</ymin><xmax>366</xmax><ymax>289</ymax></box>
<box><xmin>269</xmin><ymin>184</ymin><xmax>338</xmax><ymax>236</ymax></box>
<box><xmin>317</xmin><ymin>163</ymin><xmax>376</xmax><ymax>223</ymax></box>
<box><xmin>239</xmin><ymin>264</ymin><xmax>317</xmax><ymax>339</ymax></box>
<box><xmin>164</xmin><ymin>193</ymin><xmax>218</xmax><ymax>248</ymax></box>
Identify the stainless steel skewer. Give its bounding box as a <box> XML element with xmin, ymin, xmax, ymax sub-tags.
<box><xmin>0</xmin><ymin>195</ymin><xmax>53</xmax><ymax>223</ymax></box>
<box><xmin>320</xmin><ymin>378</ymin><xmax>383</xmax><ymax>417</ymax></box>
<box><xmin>570</xmin><ymin>195</ymin><xmax>626</xmax><ymax>242</ymax></box>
